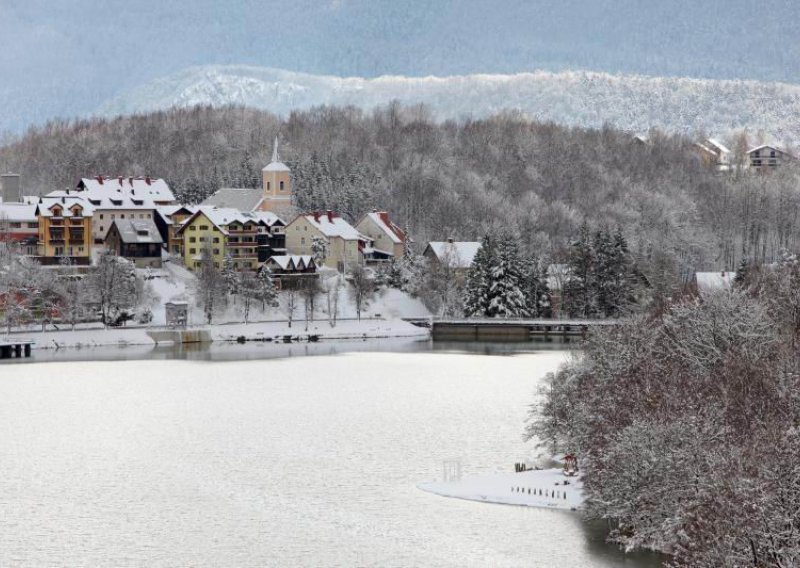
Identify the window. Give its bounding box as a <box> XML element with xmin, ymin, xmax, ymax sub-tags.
<box><xmin>279</xmin><ymin>181</ymin><xmax>284</xmax><ymax>191</ymax></box>
<box><xmin>213</xmin><ymin>227</ymin><xmax>219</xmax><ymax>232</ymax></box>
<box><xmin>111</xmin><ymin>214</ymin><xmax>115</xmax><ymax>220</ymax></box>
<box><xmin>213</xmin><ymin>237</ymin><xmax>219</xmax><ymax>243</ymax></box>
<box><xmin>189</xmin><ymin>225</ymin><xmax>196</xmax><ymax>231</ymax></box>
<box><xmin>190</xmin><ymin>248</ymin><xmax>196</xmax><ymax>254</ymax></box>
<box><xmin>303</xmin><ymin>226</ymin><xmax>307</xmax><ymax>231</ymax></box>
<box><xmin>120</xmin><ymin>214</ymin><xmax>125</xmax><ymax>219</ymax></box>
<box><xmin>27</xmin><ymin>223</ymin><xmax>37</xmax><ymax>229</ymax></box>
<box><xmin>301</xmin><ymin>237</ymin><xmax>305</xmax><ymax>245</ymax></box>
<box><xmin>199</xmin><ymin>225</ymin><xmax>209</xmax><ymax>231</ymax></box>
<box><xmin>10</xmin><ymin>222</ymin><xmax>21</xmax><ymax>229</ymax></box>
<box><xmin>199</xmin><ymin>237</ymin><xmax>206</xmax><ymax>243</ymax></box>
<box><xmin>189</xmin><ymin>237</ymin><xmax>196</xmax><ymax>243</ymax></box>
<box><xmin>99</xmin><ymin>214</ymin><xmax>104</xmax><ymax>220</ymax></box>
<box><xmin>213</xmin><ymin>249</ymin><xmax>220</xmax><ymax>255</ymax></box>
<box><xmin>140</xmin><ymin>214</ymin><xmax>146</xmax><ymax>219</ymax></box>
<box><xmin>267</xmin><ymin>182</ymin><xmax>271</xmax><ymax>190</ymax></box>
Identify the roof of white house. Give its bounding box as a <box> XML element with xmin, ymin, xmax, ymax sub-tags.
<box><xmin>747</xmin><ymin>144</ymin><xmax>793</xmax><ymax>156</ymax></box>
<box><xmin>360</xmin><ymin>211</ymin><xmax>407</xmax><ymax>244</ymax></box>
<box><xmin>263</xmin><ymin>137</ymin><xmax>290</xmax><ymax>172</ymax></box>
<box><xmin>295</xmin><ymin>212</ymin><xmax>367</xmax><ymax>241</ymax></box>
<box><xmin>109</xmin><ymin>218</ymin><xmax>163</xmax><ymax>245</ymax></box>
<box><xmin>201</xmin><ymin>188</ymin><xmax>265</xmax><ymax>211</ymax></box>
<box><xmin>695</xmin><ymin>271</ymin><xmax>736</xmax><ymax>294</ymax></box>
<box><xmin>36</xmin><ymin>196</ymin><xmax>94</xmax><ymax>217</ymax></box>
<box><xmin>267</xmin><ymin>255</ymin><xmax>315</xmax><ymax>271</ymax></box>
<box><xmin>0</xmin><ymin>202</ymin><xmax>38</xmax><ymax>222</ymax></box>
<box><xmin>76</xmin><ymin>176</ymin><xmax>175</xmax><ymax>202</ymax></box>
<box><xmin>425</xmin><ymin>241</ymin><xmax>481</xmax><ymax>268</ymax></box>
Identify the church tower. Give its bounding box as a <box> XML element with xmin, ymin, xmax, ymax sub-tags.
<box><xmin>262</xmin><ymin>136</ymin><xmax>291</xmax><ymax>200</ymax></box>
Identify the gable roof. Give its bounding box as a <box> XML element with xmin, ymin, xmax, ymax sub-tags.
<box><xmin>266</xmin><ymin>255</ymin><xmax>316</xmax><ymax>271</ymax></box>
<box><xmin>359</xmin><ymin>211</ymin><xmax>407</xmax><ymax>244</ymax></box>
<box><xmin>706</xmin><ymin>138</ymin><xmax>731</xmax><ymax>154</ymax></box>
<box><xmin>108</xmin><ymin>218</ymin><xmax>163</xmax><ymax>245</ymax></box>
<box><xmin>252</xmin><ymin>210</ymin><xmax>285</xmax><ymax>227</ymax></box>
<box><xmin>291</xmin><ymin>212</ymin><xmax>367</xmax><ymax>241</ymax></box>
<box><xmin>747</xmin><ymin>144</ymin><xmax>794</xmax><ymax>157</ymax></box>
<box><xmin>175</xmin><ymin>207</ymin><xmax>260</xmax><ymax>236</ymax></box>
<box><xmin>36</xmin><ymin>196</ymin><xmax>94</xmax><ymax>217</ymax></box>
<box><xmin>201</xmin><ymin>188</ymin><xmax>265</xmax><ymax>211</ymax></box>
<box><xmin>424</xmin><ymin>241</ymin><xmax>481</xmax><ymax>268</ymax></box>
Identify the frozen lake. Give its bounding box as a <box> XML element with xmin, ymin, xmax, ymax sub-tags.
<box><xmin>0</xmin><ymin>347</ymin><xmax>662</xmax><ymax>567</ymax></box>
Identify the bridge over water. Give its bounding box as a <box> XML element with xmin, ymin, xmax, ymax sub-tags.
<box><xmin>404</xmin><ymin>318</ymin><xmax>618</xmax><ymax>342</ymax></box>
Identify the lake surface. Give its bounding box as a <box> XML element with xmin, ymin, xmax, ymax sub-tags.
<box><xmin>0</xmin><ymin>345</ymin><xmax>663</xmax><ymax>567</ymax></box>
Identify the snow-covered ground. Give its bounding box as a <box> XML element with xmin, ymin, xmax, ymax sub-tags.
<box><xmin>418</xmin><ymin>468</ymin><xmax>584</xmax><ymax>511</ymax></box>
<box><xmin>3</xmin><ymin>263</ymin><xmax>431</xmax><ymax>350</ymax></box>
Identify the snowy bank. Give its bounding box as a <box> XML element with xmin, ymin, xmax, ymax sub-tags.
<box><xmin>13</xmin><ymin>318</ymin><xmax>429</xmax><ymax>351</ymax></box>
<box><xmin>418</xmin><ymin>468</ymin><xmax>583</xmax><ymax>511</ymax></box>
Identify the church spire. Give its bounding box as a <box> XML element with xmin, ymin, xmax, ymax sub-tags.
<box><xmin>272</xmin><ymin>136</ymin><xmax>279</xmax><ymax>163</ymax></box>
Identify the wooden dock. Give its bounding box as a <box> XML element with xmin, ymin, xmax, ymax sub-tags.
<box><xmin>404</xmin><ymin>318</ymin><xmax>617</xmax><ymax>342</ymax></box>
<box><xmin>0</xmin><ymin>338</ymin><xmax>34</xmax><ymax>359</ymax></box>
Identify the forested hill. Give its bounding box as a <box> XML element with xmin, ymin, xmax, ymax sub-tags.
<box><xmin>2</xmin><ymin>104</ymin><xmax>800</xmax><ymax>299</ymax></box>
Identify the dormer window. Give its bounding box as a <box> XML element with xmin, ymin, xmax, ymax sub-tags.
<box><xmin>110</xmin><ymin>199</ymin><xmax>123</xmax><ymax>206</ymax></box>
<box><xmin>70</xmin><ymin>206</ymin><xmax>82</xmax><ymax>217</ymax></box>
<box><xmin>132</xmin><ymin>199</ymin><xmax>143</xmax><ymax>206</ymax></box>
<box><xmin>51</xmin><ymin>207</ymin><xmax>62</xmax><ymax>217</ymax></box>
<box><xmin>89</xmin><ymin>199</ymin><xmax>101</xmax><ymax>206</ymax></box>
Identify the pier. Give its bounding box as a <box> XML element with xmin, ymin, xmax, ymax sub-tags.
<box><xmin>405</xmin><ymin>318</ymin><xmax>618</xmax><ymax>342</ymax></box>
<box><xmin>0</xmin><ymin>338</ymin><xmax>34</xmax><ymax>359</ymax></box>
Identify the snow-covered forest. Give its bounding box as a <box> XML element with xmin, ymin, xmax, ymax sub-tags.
<box><xmin>3</xmin><ymin>103</ymin><xmax>800</xmax><ymax>309</ymax></box>
<box><xmin>527</xmin><ymin>256</ymin><xmax>800</xmax><ymax>566</ymax></box>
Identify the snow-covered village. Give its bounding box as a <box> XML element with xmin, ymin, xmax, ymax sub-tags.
<box><xmin>3</xmin><ymin>3</ymin><xmax>800</xmax><ymax>568</ymax></box>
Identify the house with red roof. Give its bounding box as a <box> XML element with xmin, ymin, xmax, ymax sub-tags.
<box><xmin>355</xmin><ymin>210</ymin><xmax>408</xmax><ymax>262</ymax></box>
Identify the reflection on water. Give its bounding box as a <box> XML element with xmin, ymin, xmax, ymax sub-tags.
<box><xmin>2</xmin><ymin>336</ymin><xmax>572</xmax><ymax>365</ymax></box>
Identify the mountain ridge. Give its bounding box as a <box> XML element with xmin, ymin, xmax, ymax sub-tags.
<box><xmin>97</xmin><ymin>65</ymin><xmax>800</xmax><ymax>145</ymax></box>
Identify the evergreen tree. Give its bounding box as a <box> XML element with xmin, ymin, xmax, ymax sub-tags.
<box><xmin>255</xmin><ymin>266</ymin><xmax>279</xmax><ymax>311</ymax></box>
<box><xmin>220</xmin><ymin>254</ymin><xmax>239</xmax><ymax>300</ymax></box>
<box><xmin>487</xmin><ymin>234</ymin><xmax>529</xmax><ymax>318</ymax></box>
<box><xmin>463</xmin><ymin>234</ymin><xmax>495</xmax><ymax>317</ymax></box>
<box><xmin>311</xmin><ymin>236</ymin><xmax>328</xmax><ymax>266</ymax></box>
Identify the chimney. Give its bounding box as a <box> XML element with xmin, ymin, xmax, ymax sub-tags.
<box><xmin>96</xmin><ymin>175</ymin><xmax>104</xmax><ymax>184</ymax></box>
<box><xmin>145</xmin><ymin>176</ymin><xmax>151</xmax><ymax>185</ymax></box>
<box><xmin>118</xmin><ymin>176</ymin><xmax>123</xmax><ymax>185</ymax></box>
<box><xmin>326</xmin><ymin>210</ymin><xmax>334</xmax><ymax>222</ymax></box>
<box><xmin>379</xmin><ymin>211</ymin><xmax>390</xmax><ymax>226</ymax></box>
<box><xmin>129</xmin><ymin>177</ymin><xmax>133</xmax><ymax>186</ymax></box>
<box><xmin>313</xmin><ymin>211</ymin><xmax>320</xmax><ymax>223</ymax></box>
<box><xmin>447</xmin><ymin>237</ymin><xmax>454</xmax><ymax>244</ymax></box>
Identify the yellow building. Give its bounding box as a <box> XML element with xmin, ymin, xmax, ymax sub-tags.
<box><xmin>355</xmin><ymin>210</ymin><xmax>408</xmax><ymax>262</ymax></box>
<box><xmin>35</xmin><ymin>197</ymin><xmax>93</xmax><ymax>265</ymax></box>
<box><xmin>284</xmin><ymin>211</ymin><xmax>367</xmax><ymax>272</ymax></box>
<box><xmin>176</xmin><ymin>207</ymin><xmax>260</xmax><ymax>271</ymax></box>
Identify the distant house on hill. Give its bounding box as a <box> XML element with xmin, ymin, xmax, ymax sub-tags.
<box><xmin>284</xmin><ymin>211</ymin><xmax>368</xmax><ymax>272</ymax></box>
<box><xmin>693</xmin><ymin>271</ymin><xmax>736</xmax><ymax>295</ymax></box>
<box><xmin>747</xmin><ymin>145</ymin><xmax>796</xmax><ymax>171</ymax></box>
<box><xmin>104</xmin><ymin>218</ymin><xmax>163</xmax><ymax>268</ymax></box>
<box><xmin>423</xmin><ymin>239</ymin><xmax>481</xmax><ymax>277</ymax></box>
<box><xmin>694</xmin><ymin>138</ymin><xmax>731</xmax><ymax>171</ymax></box>
<box><xmin>355</xmin><ymin>210</ymin><xmax>408</xmax><ymax>263</ymax></box>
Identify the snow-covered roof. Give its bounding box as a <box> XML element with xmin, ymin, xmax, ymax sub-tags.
<box><xmin>695</xmin><ymin>271</ymin><xmax>736</xmax><ymax>294</ymax></box>
<box><xmin>109</xmin><ymin>218</ymin><xmax>163</xmax><ymax>245</ymax></box>
<box><xmin>75</xmin><ymin>176</ymin><xmax>175</xmax><ymax>204</ymax></box>
<box><xmin>0</xmin><ymin>202</ymin><xmax>37</xmax><ymax>222</ymax></box>
<box><xmin>425</xmin><ymin>241</ymin><xmax>481</xmax><ymax>268</ymax></box>
<box><xmin>706</xmin><ymin>138</ymin><xmax>730</xmax><ymax>154</ymax></box>
<box><xmin>36</xmin><ymin>197</ymin><xmax>94</xmax><ymax>217</ymax></box>
<box><xmin>361</xmin><ymin>211</ymin><xmax>406</xmax><ymax>244</ymax></box>
<box><xmin>295</xmin><ymin>212</ymin><xmax>367</xmax><ymax>241</ymax></box>
<box><xmin>747</xmin><ymin>144</ymin><xmax>794</xmax><ymax>157</ymax></box>
<box><xmin>155</xmin><ymin>205</ymin><xmax>195</xmax><ymax>225</ymax></box>
<box><xmin>266</xmin><ymin>255</ymin><xmax>315</xmax><ymax>271</ymax></box>
<box><xmin>252</xmin><ymin>210</ymin><xmax>285</xmax><ymax>227</ymax></box>
<box><xmin>177</xmin><ymin>207</ymin><xmax>260</xmax><ymax>236</ymax></box>
<box><xmin>201</xmin><ymin>188</ymin><xmax>265</xmax><ymax>211</ymax></box>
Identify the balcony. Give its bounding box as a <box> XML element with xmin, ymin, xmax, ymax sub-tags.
<box><xmin>69</xmin><ymin>218</ymin><xmax>84</xmax><ymax>226</ymax></box>
<box><xmin>226</xmin><ymin>240</ymin><xmax>257</xmax><ymax>247</ymax></box>
<box><xmin>49</xmin><ymin>219</ymin><xmax>64</xmax><ymax>226</ymax></box>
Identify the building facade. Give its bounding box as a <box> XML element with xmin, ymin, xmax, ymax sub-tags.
<box><xmin>35</xmin><ymin>198</ymin><xmax>93</xmax><ymax>265</ymax></box>
<box><xmin>177</xmin><ymin>208</ymin><xmax>260</xmax><ymax>271</ymax></box>
<box><xmin>284</xmin><ymin>211</ymin><xmax>367</xmax><ymax>272</ymax></box>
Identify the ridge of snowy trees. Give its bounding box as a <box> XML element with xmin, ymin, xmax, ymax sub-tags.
<box><xmin>525</xmin><ymin>255</ymin><xmax>800</xmax><ymax>566</ymax></box>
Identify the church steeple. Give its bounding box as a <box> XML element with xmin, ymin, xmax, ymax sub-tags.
<box><xmin>261</xmin><ymin>135</ymin><xmax>291</xmax><ymax>208</ymax></box>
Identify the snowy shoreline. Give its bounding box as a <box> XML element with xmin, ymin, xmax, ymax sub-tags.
<box><xmin>3</xmin><ymin>318</ymin><xmax>430</xmax><ymax>351</ymax></box>
<box><xmin>418</xmin><ymin>468</ymin><xmax>584</xmax><ymax>511</ymax></box>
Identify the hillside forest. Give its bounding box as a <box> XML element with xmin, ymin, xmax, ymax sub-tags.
<box><xmin>2</xmin><ymin>103</ymin><xmax>799</xmax><ymax>309</ymax></box>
